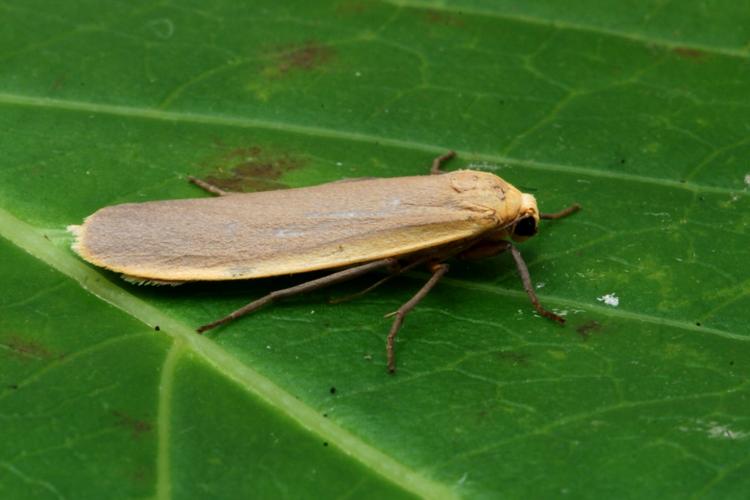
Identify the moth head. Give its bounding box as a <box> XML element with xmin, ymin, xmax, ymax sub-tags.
<box><xmin>511</xmin><ymin>193</ymin><xmax>540</xmax><ymax>242</ymax></box>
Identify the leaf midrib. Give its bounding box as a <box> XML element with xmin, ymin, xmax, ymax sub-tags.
<box><xmin>0</xmin><ymin>92</ymin><xmax>746</xmax><ymax>197</ymax></box>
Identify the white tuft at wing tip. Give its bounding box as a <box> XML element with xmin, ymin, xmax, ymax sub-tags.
<box><xmin>66</xmin><ymin>224</ymin><xmax>83</xmax><ymax>254</ymax></box>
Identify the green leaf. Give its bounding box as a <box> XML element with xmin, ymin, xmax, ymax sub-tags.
<box><xmin>2</xmin><ymin>1</ymin><xmax>749</xmax><ymax>498</ymax></box>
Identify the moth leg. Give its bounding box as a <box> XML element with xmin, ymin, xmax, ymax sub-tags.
<box><xmin>505</xmin><ymin>242</ymin><xmax>565</xmax><ymax>324</ymax></box>
<box><xmin>541</xmin><ymin>203</ymin><xmax>581</xmax><ymax>220</ymax></box>
<box><xmin>329</xmin><ymin>273</ymin><xmax>396</xmax><ymax>305</ymax></box>
<box><xmin>196</xmin><ymin>258</ymin><xmax>397</xmax><ymax>333</ymax></box>
<box><xmin>329</xmin><ymin>256</ymin><xmax>430</xmax><ymax>304</ymax></box>
<box><xmin>459</xmin><ymin>241</ymin><xmax>565</xmax><ymax>324</ymax></box>
<box><xmin>385</xmin><ymin>262</ymin><xmax>449</xmax><ymax>374</ymax></box>
<box><xmin>188</xmin><ymin>176</ymin><xmax>232</xmax><ymax>196</ymax></box>
<box><xmin>429</xmin><ymin>150</ymin><xmax>456</xmax><ymax>175</ymax></box>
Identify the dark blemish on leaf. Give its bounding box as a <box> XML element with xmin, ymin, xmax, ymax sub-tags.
<box><xmin>323</xmin><ymin>441</ymin><xmax>329</xmax><ymax>447</ymax></box>
<box><xmin>496</xmin><ymin>351</ymin><xmax>530</xmax><ymax>366</ymax></box>
<box><xmin>112</xmin><ymin>410</ymin><xmax>152</xmax><ymax>439</ymax></box>
<box><xmin>323</xmin><ymin>413</ymin><xmax>328</xmax><ymax>418</ymax></box>
<box><xmin>329</xmin><ymin>386</ymin><xmax>337</xmax><ymax>395</ymax></box>
<box><xmin>695</xmin><ymin>322</ymin><xmax>702</xmax><ymax>327</ymax></box>
<box><xmin>423</xmin><ymin>10</ymin><xmax>465</xmax><ymax>27</ymax></box>
<box><xmin>130</xmin><ymin>464</ymin><xmax>152</xmax><ymax>486</ymax></box>
<box><xmin>154</xmin><ymin>325</ymin><xmax>161</xmax><ymax>331</ymax></box>
<box><xmin>335</xmin><ymin>0</ymin><xmax>374</xmax><ymax>15</ymax></box>
<box><xmin>50</xmin><ymin>74</ymin><xmax>67</xmax><ymax>92</ymax></box>
<box><xmin>576</xmin><ymin>320</ymin><xmax>603</xmax><ymax>340</ymax></box>
<box><xmin>7</xmin><ymin>384</ymin><xmax>19</xmax><ymax>390</ymax></box>
<box><xmin>200</xmin><ymin>146</ymin><xmax>305</xmax><ymax>192</ymax></box>
<box><xmin>276</xmin><ymin>41</ymin><xmax>335</xmax><ymax>75</ymax></box>
<box><xmin>673</xmin><ymin>47</ymin><xmax>705</xmax><ymax>60</ymax></box>
<box><xmin>2</xmin><ymin>335</ymin><xmax>56</xmax><ymax>361</ymax></box>
<box><xmin>620</xmin><ymin>158</ymin><xmax>626</xmax><ymax>165</ymax></box>
<box><xmin>729</xmin><ymin>360</ymin><xmax>734</xmax><ymax>366</ymax></box>
<box><xmin>680</xmin><ymin>179</ymin><xmax>686</xmax><ymax>184</ymax></box>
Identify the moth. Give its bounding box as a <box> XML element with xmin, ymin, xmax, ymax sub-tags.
<box><xmin>69</xmin><ymin>152</ymin><xmax>579</xmax><ymax>372</ymax></box>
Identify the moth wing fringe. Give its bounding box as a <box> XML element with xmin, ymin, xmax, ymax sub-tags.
<box><xmin>121</xmin><ymin>274</ymin><xmax>185</xmax><ymax>286</ymax></box>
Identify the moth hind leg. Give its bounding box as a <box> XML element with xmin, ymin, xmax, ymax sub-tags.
<box><xmin>195</xmin><ymin>258</ymin><xmax>397</xmax><ymax>333</ymax></box>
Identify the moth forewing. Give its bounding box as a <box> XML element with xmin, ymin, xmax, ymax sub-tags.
<box><xmin>70</xmin><ymin>170</ymin><xmax>522</xmax><ymax>282</ymax></box>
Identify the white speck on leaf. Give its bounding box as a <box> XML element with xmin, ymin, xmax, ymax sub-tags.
<box><xmin>744</xmin><ymin>173</ymin><xmax>750</xmax><ymax>187</ymax></box>
<box><xmin>457</xmin><ymin>472</ymin><xmax>468</xmax><ymax>486</ymax></box>
<box><xmin>596</xmin><ymin>293</ymin><xmax>619</xmax><ymax>307</ymax></box>
<box><xmin>708</xmin><ymin>423</ymin><xmax>748</xmax><ymax>440</ymax></box>
<box><xmin>681</xmin><ymin>420</ymin><xmax>748</xmax><ymax>440</ymax></box>
<box><xmin>536</xmin><ymin>282</ymin><xmax>545</xmax><ymax>289</ymax></box>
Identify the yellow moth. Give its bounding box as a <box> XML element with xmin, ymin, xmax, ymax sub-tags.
<box><xmin>69</xmin><ymin>152</ymin><xmax>579</xmax><ymax>373</ymax></box>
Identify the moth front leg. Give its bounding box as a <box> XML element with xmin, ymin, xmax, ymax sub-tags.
<box><xmin>459</xmin><ymin>241</ymin><xmax>565</xmax><ymax>325</ymax></box>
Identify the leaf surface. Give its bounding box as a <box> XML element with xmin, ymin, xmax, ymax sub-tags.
<box><xmin>1</xmin><ymin>1</ymin><xmax>749</xmax><ymax>498</ymax></box>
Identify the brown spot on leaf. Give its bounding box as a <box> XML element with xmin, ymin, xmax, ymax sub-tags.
<box><xmin>2</xmin><ymin>335</ymin><xmax>56</xmax><ymax>361</ymax></box>
<box><xmin>496</xmin><ymin>351</ymin><xmax>530</xmax><ymax>366</ymax></box>
<box><xmin>335</xmin><ymin>0</ymin><xmax>374</xmax><ymax>15</ymax></box>
<box><xmin>423</xmin><ymin>10</ymin><xmax>465</xmax><ymax>27</ymax></box>
<box><xmin>673</xmin><ymin>47</ymin><xmax>705</xmax><ymax>60</ymax></box>
<box><xmin>112</xmin><ymin>410</ymin><xmax>152</xmax><ymax>439</ymax></box>
<box><xmin>199</xmin><ymin>145</ymin><xmax>305</xmax><ymax>192</ymax></box>
<box><xmin>50</xmin><ymin>74</ymin><xmax>67</xmax><ymax>92</ymax></box>
<box><xmin>576</xmin><ymin>320</ymin><xmax>603</xmax><ymax>341</ymax></box>
<box><xmin>270</xmin><ymin>41</ymin><xmax>335</xmax><ymax>77</ymax></box>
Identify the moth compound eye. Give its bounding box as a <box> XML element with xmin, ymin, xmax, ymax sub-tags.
<box><xmin>513</xmin><ymin>217</ymin><xmax>537</xmax><ymax>237</ymax></box>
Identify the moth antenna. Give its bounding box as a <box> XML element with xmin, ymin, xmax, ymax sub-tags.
<box><xmin>541</xmin><ymin>203</ymin><xmax>581</xmax><ymax>220</ymax></box>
